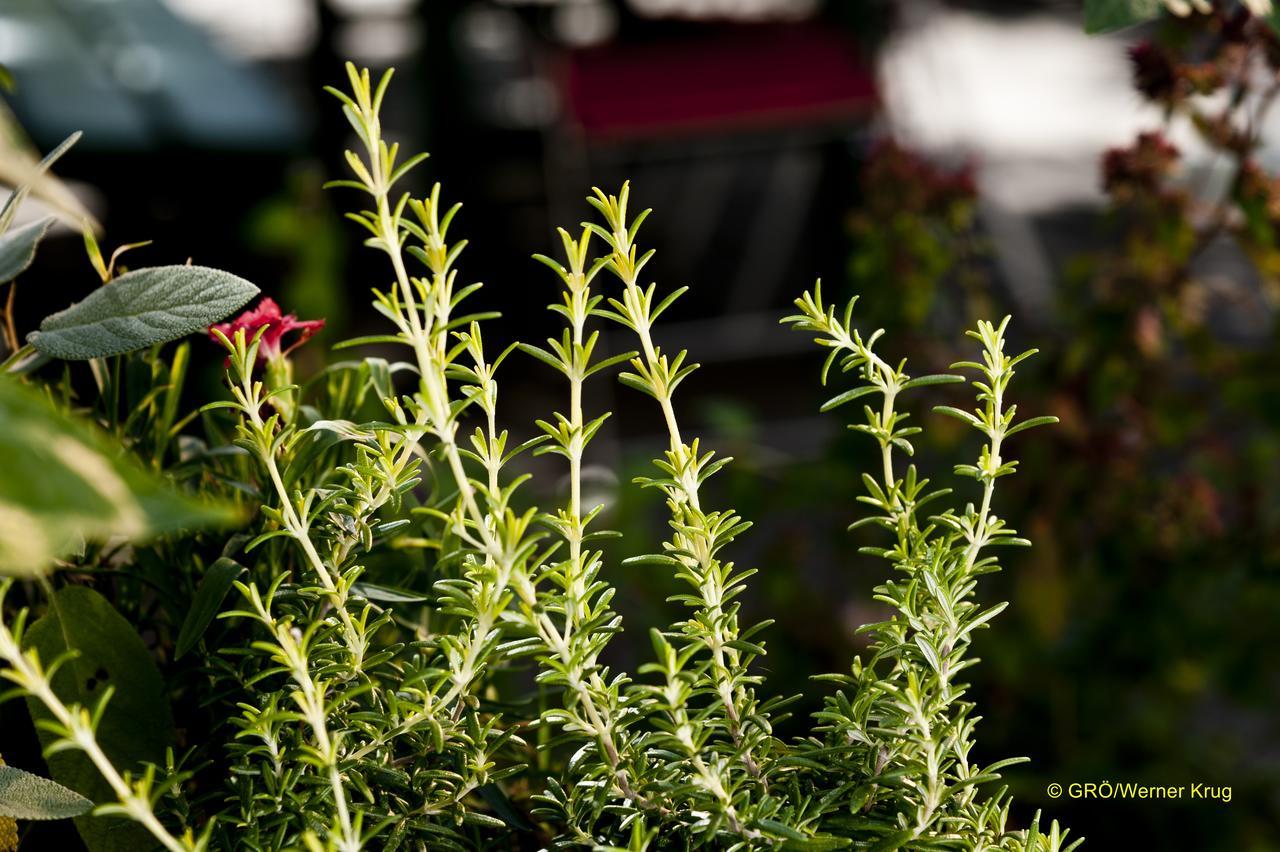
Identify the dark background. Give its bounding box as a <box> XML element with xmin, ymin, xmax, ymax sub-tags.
<box><xmin>3</xmin><ymin>0</ymin><xmax>1278</xmax><ymax>849</ymax></box>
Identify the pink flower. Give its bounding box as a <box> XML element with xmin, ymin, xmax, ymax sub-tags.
<box><xmin>209</xmin><ymin>297</ymin><xmax>324</xmax><ymax>362</ymax></box>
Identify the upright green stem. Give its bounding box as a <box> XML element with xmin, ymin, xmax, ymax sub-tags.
<box><xmin>594</xmin><ymin>186</ymin><xmax>764</xmax><ymax>789</ymax></box>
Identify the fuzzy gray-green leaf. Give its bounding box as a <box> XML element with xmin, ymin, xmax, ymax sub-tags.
<box><xmin>0</xmin><ymin>764</ymin><xmax>93</xmax><ymax>820</ymax></box>
<box><xmin>29</xmin><ymin>265</ymin><xmax>259</xmax><ymax>360</ymax></box>
<box><xmin>0</xmin><ymin>216</ymin><xmax>54</xmax><ymax>283</ymax></box>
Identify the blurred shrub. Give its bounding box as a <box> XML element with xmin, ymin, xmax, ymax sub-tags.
<box><xmin>847</xmin><ymin>141</ymin><xmax>984</xmax><ymax>332</ymax></box>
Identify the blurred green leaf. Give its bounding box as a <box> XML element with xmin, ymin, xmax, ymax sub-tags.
<box><xmin>28</xmin><ymin>265</ymin><xmax>259</xmax><ymax>360</ymax></box>
<box><xmin>0</xmin><ymin>377</ymin><xmax>235</xmax><ymax>576</ymax></box>
<box><xmin>1083</xmin><ymin>0</ymin><xmax>1161</xmax><ymax>33</ymax></box>
<box><xmin>0</xmin><ymin>132</ymin><xmax>89</xmax><ymax>233</ymax></box>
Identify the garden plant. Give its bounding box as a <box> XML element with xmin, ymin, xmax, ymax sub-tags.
<box><xmin>0</xmin><ymin>64</ymin><xmax>1075</xmax><ymax>850</ymax></box>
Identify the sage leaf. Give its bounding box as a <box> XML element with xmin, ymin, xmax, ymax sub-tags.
<box><xmin>23</xmin><ymin>586</ymin><xmax>176</xmax><ymax>851</ymax></box>
<box><xmin>28</xmin><ymin>265</ymin><xmax>259</xmax><ymax>360</ymax></box>
<box><xmin>0</xmin><ymin>764</ymin><xmax>93</xmax><ymax>820</ymax></box>
<box><xmin>0</xmin><ymin>216</ymin><xmax>54</xmax><ymax>283</ymax></box>
<box><xmin>0</xmin><ymin>132</ymin><xmax>89</xmax><ymax>230</ymax></box>
<box><xmin>0</xmin><ymin>377</ymin><xmax>235</xmax><ymax>576</ymax></box>
<box><xmin>175</xmin><ymin>556</ymin><xmax>244</xmax><ymax>660</ymax></box>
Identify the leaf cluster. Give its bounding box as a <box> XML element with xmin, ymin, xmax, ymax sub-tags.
<box><xmin>0</xmin><ymin>64</ymin><xmax>1077</xmax><ymax>852</ymax></box>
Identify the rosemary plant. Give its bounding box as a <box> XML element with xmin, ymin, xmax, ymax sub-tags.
<box><xmin>783</xmin><ymin>286</ymin><xmax>1070</xmax><ymax>849</ymax></box>
<box><xmin>0</xmin><ymin>63</ymin><xmax>1078</xmax><ymax>851</ymax></box>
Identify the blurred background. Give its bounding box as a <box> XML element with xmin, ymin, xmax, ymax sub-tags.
<box><xmin>3</xmin><ymin>0</ymin><xmax>1279</xmax><ymax>848</ymax></box>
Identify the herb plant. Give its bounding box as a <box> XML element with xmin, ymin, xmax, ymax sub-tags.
<box><xmin>0</xmin><ymin>64</ymin><xmax>1075</xmax><ymax>851</ymax></box>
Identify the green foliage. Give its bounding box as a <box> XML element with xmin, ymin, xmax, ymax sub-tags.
<box><xmin>0</xmin><ymin>129</ymin><xmax>249</xmax><ymax>575</ymax></box>
<box><xmin>0</xmin><ymin>63</ymin><xmax>1072</xmax><ymax>852</ymax></box>
<box><xmin>0</xmin><ymin>763</ymin><xmax>92</xmax><ymax>820</ymax></box>
<box><xmin>1082</xmin><ymin>0</ymin><xmax>1161</xmax><ymax>33</ymax></box>
<box><xmin>22</xmin><ymin>585</ymin><xmax>178</xmax><ymax>850</ymax></box>
<box><xmin>0</xmin><ymin>584</ymin><xmax>199</xmax><ymax>852</ymax></box>
<box><xmin>29</xmin><ymin>265</ymin><xmax>260</xmax><ymax>360</ymax></box>
<box><xmin>0</xmin><ymin>377</ymin><xmax>232</xmax><ymax>575</ymax></box>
